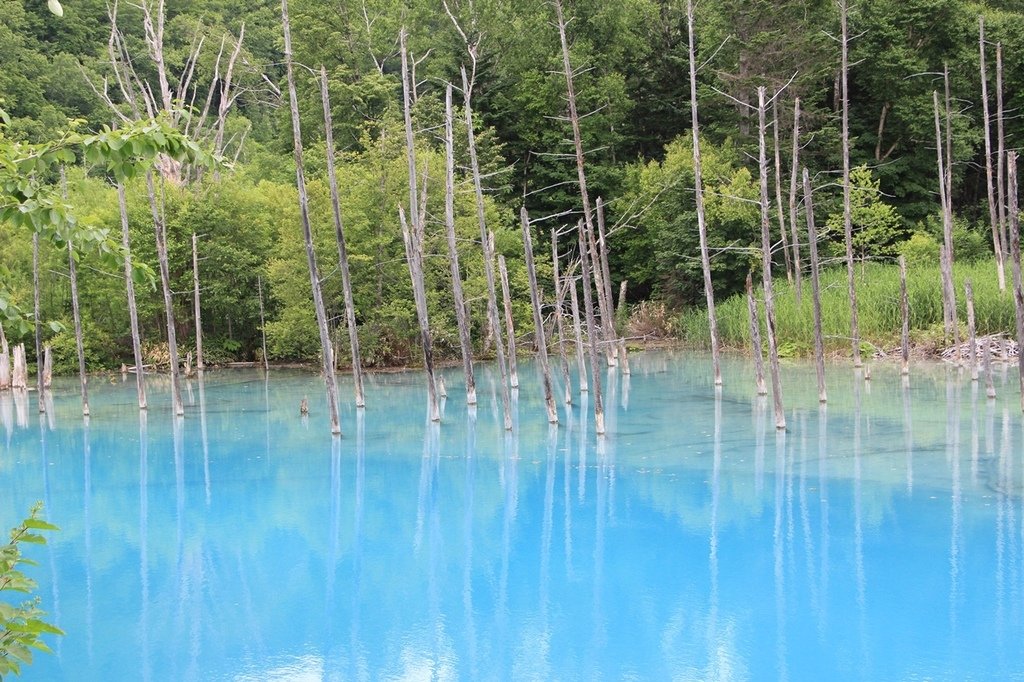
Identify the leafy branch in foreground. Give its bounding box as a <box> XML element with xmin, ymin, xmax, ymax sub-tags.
<box><xmin>0</xmin><ymin>503</ymin><xmax>63</xmax><ymax>679</ymax></box>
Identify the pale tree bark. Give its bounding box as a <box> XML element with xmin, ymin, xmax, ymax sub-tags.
<box><xmin>577</xmin><ymin>221</ymin><xmax>605</xmax><ymax>435</ymax></box>
<box><xmin>898</xmin><ymin>255</ymin><xmax>910</xmax><ymax>377</ymax></box>
<box><xmin>942</xmin><ymin>69</ymin><xmax>961</xmax><ymax>358</ymax></box>
<box><xmin>1007</xmin><ymin>152</ymin><xmax>1024</xmax><ymax>412</ymax></box>
<box><xmin>497</xmin><ymin>252</ymin><xmax>520</xmax><ymax>389</ymax></box>
<box><xmin>461</xmin><ymin>66</ymin><xmax>512</xmax><ymax>430</ymax></box>
<box><xmin>595</xmin><ymin>198</ymin><xmax>618</xmax><ymax>365</ymax></box>
<box><xmin>553</xmin><ymin>0</ymin><xmax>616</xmax><ymax>367</ymax></box>
<box><xmin>12</xmin><ymin>345</ymin><xmax>27</xmax><ymax>390</ymax></box>
<box><xmin>805</xmin><ymin>169</ymin><xmax>827</xmax><ymax>402</ymax></box>
<box><xmin>933</xmin><ymin>91</ymin><xmax>956</xmax><ymax>343</ymax></box>
<box><xmin>68</xmin><ymin>240</ymin><xmax>90</xmax><ymax>416</ymax></box>
<box><xmin>442</xmin><ymin>83</ymin><xmax>476</xmax><ymax>406</ymax></box>
<box><xmin>192</xmin><ymin>234</ymin><xmax>204</xmax><ymax>371</ymax></box>
<box><xmin>997</xmin><ymin>43</ymin><xmax>1009</xmax><ymax>257</ymax></box>
<box><xmin>980</xmin><ymin>18</ymin><xmax>1006</xmax><ymax>290</ymax></box>
<box><xmin>745</xmin><ymin>273</ymin><xmax>767</xmax><ymax>396</ymax></box>
<box><xmin>118</xmin><ymin>183</ymin><xmax>147</xmax><ymax>410</ymax></box>
<box><xmin>687</xmin><ymin>0</ymin><xmax>722</xmax><ymax>385</ymax></box>
<box><xmin>320</xmin><ymin>65</ymin><xmax>365</xmax><ymax>408</ymax></box>
<box><xmin>399</xmin><ymin>31</ymin><xmax>440</xmax><ymax>423</ymax></box>
<box><xmin>773</xmin><ymin>100</ymin><xmax>793</xmax><ymax>282</ymax></box>
<box><xmin>0</xmin><ymin>322</ymin><xmax>8</xmax><ymax>390</ymax></box>
<box><xmin>839</xmin><ymin>0</ymin><xmax>861</xmax><ymax>367</ymax></box>
<box><xmin>758</xmin><ymin>86</ymin><xmax>786</xmax><ymax>430</ymax></box>
<box><xmin>282</xmin><ymin>0</ymin><xmax>341</xmax><ymax>435</ymax></box>
<box><xmin>146</xmin><ymin>172</ymin><xmax>184</xmax><ymax>416</ymax></box>
<box><xmin>520</xmin><ymin>208</ymin><xmax>558</xmax><ymax>423</ymax></box>
<box><xmin>569</xmin><ymin>274</ymin><xmax>588</xmax><ymax>393</ymax></box>
<box><xmin>788</xmin><ymin>97</ymin><xmax>803</xmax><ymax>302</ymax></box>
<box><xmin>33</xmin><ymin>233</ymin><xmax>44</xmax><ymax>413</ymax></box>
<box><xmin>965</xmin><ymin>280</ymin><xmax>979</xmax><ymax>381</ymax></box>
<box><xmin>257</xmin><ymin>275</ymin><xmax>269</xmax><ymax>372</ymax></box>
<box><xmin>552</xmin><ymin>229</ymin><xmax>573</xmax><ymax>404</ymax></box>
<box><xmin>398</xmin><ymin>207</ymin><xmax>441</xmax><ymax>422</ymax></box>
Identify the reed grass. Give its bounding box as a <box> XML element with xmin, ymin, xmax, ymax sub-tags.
<box><xmin>678</xmin><ymin>259</ymin><xmax>1016</xmax><ymax>356</ymax></box>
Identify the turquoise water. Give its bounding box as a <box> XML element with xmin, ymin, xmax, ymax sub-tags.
<box><xmin>2</xmin><ymin>351</ymin><xmax>1023</xmax><ymax>681</ymax></box>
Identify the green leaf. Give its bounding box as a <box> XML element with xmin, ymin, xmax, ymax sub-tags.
<box><xmin>21</xmin><ymin>519</ymin><xmax>59</xmax><ymax>532</ymax></box>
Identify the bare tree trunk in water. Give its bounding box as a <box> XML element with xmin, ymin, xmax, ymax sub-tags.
<box><xmin>520</xmin><ymin>208</ymin><xmax>558</xmax><ymax>423</ymax></box>
<box><xmin>746</xmin><ymin>273</ymin><xmax>767</xmax><ymax>396</ymax></box>
<box><xmin>461</xmin><ymin>66</ymin><xmax>512</xmax><ymax>430</ymax></box>
<box><xmin>804</xmin><ymin>169</ymin><xmax>827</xmax><ymax>403</ymax></box>
<box><xmin>758</xmin><ymin>87</ymin><xmax>786</xmax><ymax>430</ymax></box>
<box><xmin>146</xmin><ymin>173</ymin><xmax>184</xmax><ymax>416</ymax></box>
<box><xmin>442</xmin><ymin>83</ymin><xmax>476</xmax><ymax>405</ymax></box>
<box><xmin>118</xmin><ymin>183</ymin><xmax>147</xmax><ymax>409</ymax></box>
<box><xmin>33</xmin><ymin>233</ymin><xmax>44</xmax><ymax>413</ymax></box>
<box><xmin>577</xmin><ymin>221</ymin><xmax>605</xmax><ymax>434</ymax></box>
<box><xmin>839</xmin><ymin>0</ymin><xmax>861</xmax><ymax>367</ymax></box>
<box><xmin>687</xmin><ymin>0</ymin><xmax>722</xmax><ymax>385</ymax></box>
<box><xmin>320</xmin><ymin>65</ymin><xmax>365</xmax><ymax>407</ymax></box>
<box><xmin>552</xmin><ymin>230</ymin><xmax>573</xmax><ymax>404</ymax></box>
<box><xmin>282</xmin><ymin>0</ymin><xmax>341</xmax><ymax>434</ymax></box>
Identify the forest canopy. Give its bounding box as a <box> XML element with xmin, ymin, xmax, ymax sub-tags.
<box><xmin>1</xmin><ymin>0</ymin><xmax>1020</xmax><ymax>369</ymax></box>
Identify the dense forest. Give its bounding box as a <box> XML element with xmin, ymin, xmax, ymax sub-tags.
<box><xmin>2</xmin><ymin>0</ymin><xmax>1024</xmax><ymax>371</ymax></box>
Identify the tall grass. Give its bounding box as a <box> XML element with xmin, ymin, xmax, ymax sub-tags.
<box><xmin>678</xmin><ymin>259</ymin><xmax>1016</xmax><ymax>355</ymax></box>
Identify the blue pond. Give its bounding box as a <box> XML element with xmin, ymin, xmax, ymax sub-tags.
<box><xmin>2</xmin><ymin>351</ymin><xmax>1024</xmax><ymax>680</ymax></box>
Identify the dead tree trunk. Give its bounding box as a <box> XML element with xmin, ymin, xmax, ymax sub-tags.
<box><xmin>577</xmin><ymin>221</ymin><xmax>605</xmax><ymax>435</ymax></box>
<box><xmin>551</xmin><ymin>230</ymin><xmax>573</xmax><ymax>404</ymax></box>
<box><xmin>257</xmin><ymin>275</ymin><xmax>269</xmax><ymax>372</ymax></box>
<box><xmin>980</xmin><ymin>18</ymin><xmax>1007</xmax><ymax>290</ymax></box>
<box><xmin>33</xmin><ymin>233</ymin><xmax>44</xmax><ymax>413</ymax></box>
<box><xmin>942</xmin><ymin>70</ymin><xmax>961</xmax><ymax>357</ymax></box>
<box><xmin>804</xmin><ymin>169</ymin><xmax>827</xmax><ymax>402</ymax></box>
<box><xmin>192</xmin><ymin>233</ymin><xmax>204</xmax><ymax>371</ymax></box>
<box><xmin>400</xmin><ymin>30</ymin><xmax>440</xmax><ymax>423</ymax></box>
<box><xmin>398</xmin><ymin>207</ymin><xmax>441</xmax><ymax>422</ymax></box>
<box><xmin>497</xmin><ymin>252</ymin><xmax>520</xmax><ymax>389</ymax></box>
<box><xmin>758</xmin><ymin>87</ymin><xmax>786</xmax><ymax>429</ymax></box>
<box><xmin>933</xmin><ymin>91</ymin><xmax>954</xmax><ymax>340</ymax></box>
<box><xmin>68</xmin><ymin>240</ymin><xmax>90</xmax><ymax>416</ymax></box>
<box><xmin>687</xmin><ymin>0</ymin><xmax>722</xmax><ymax>385</ymax></box>
<box><xmin>146</xmin><ymin>172</ymin><xmax>184</xmax><ymax>416</ymax></box>
<box><xmin>983</xmin><ymin>337</ymin><xmax>996</xmax><ymax>399</ymax></box>
<box><xmin>0</xmin><ymin>323</ymin><xmax>9</xmax><ymax>390</ymax></box>
<box><xmin>840</xmin><ymin>0</ymin><xmax>861</xmax><ymax>367</ymax></box>
<box><xmin>461</xmin><ymin>66</ymin><xmax>512</xmax><ymax>430</ymax></box>
<box><xmin>1008</xmin><ymin>153</ymin><xmax>1024</xmax><ymax>412</ymax></box>
<box><xmin>788</xmin><ymin>97</ymin><xmax>803</xmax><ymax>302</ymax></box>
<box><xmin>12</xmin><ymin>345</ymin><xmax>26</xmax><ymax>390</ymax></box>
<box><xmin>899</xmin><ymin>255</ymin><xmax>910</xmax><ymax>377</ymax></box>
<box><xmin>773</xmin><ymin>99</ymin><xmax>793</xmax><ymax>282</ymax></box>
<box><xmin>997</xmin><ymin>42</ymin><xmax>1009</xmax><ymax>257</ymax></box>
<box><xmin>569</xmin><ymin>274</ymin><xmax>588</xmax><ymax>393</ymax></box>
<box><xmin>595</xmin><ymin>197</ymin><xmax>618</xmax><ymax>365</ymax></box>
<box><xmin>42</xmin><ymin>346</ymin><xmax>52</xmax><ymax>389</ymax></box>
<box><xmin>746</xmin><ymin>273</ymin><xmax>767</xmax><ymax>396</ymax></box>
<box><xmin>441</xmin><ymin>83</ymin><xmax>476</xmax><ymax>406</ymax></box>
<box><xmin>965</xmin><ymin>280</ymin><xmax>979</xmax><ymax>381</ymax></box>
<box><xmin>282</xmin><ymin>0</ymin><xmax>341</xmax><ymax>435</ymax></box>
<box><xmin>554</xmin><ymin>0</ymin><xmax>615</xmax><ymax>368</ymax></box>
<box><xmin>118</xmin><ymin>183</ymin><xmax>147</xmax><ymax>410</ymax></box>
<box><xmin>520</xmin><ymin>207</ymin><xmax>558</xmax><ymax>423</ymax></box>
<box><xmin>320</xmin><ymin>65</ymin><xmax>365</xmax><ymax>408</ymax></box>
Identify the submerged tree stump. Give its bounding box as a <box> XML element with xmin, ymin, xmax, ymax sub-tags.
<box><xmin>746</xmin><ymin>273</ymin><xmax>767</xmax><ymax>396</ymax></box>
<box><xmin>12</xmin><ymin>345</ymin><xmax>27</xmax><ymax>390</ymax></box>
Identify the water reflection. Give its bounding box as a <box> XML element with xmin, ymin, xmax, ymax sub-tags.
<box><xmin>5</xmin><ymin>358</ymin><xmax>1024</xmax><ymax>680</ymax></box>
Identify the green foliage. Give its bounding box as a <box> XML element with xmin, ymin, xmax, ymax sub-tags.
<box><xmin>826</xmin><ymin>165</ymin><xmax>906</xmax><ymax>259</ymax></box>
<box><xmin>680</xmin><ymin>259</ymin><xmax>1015</xmax><ymax>355</ymax></box>
<box><xmin>1</xmin><ymin>503</ymin><xmax>63</xmax><ymax>679</ymax></box>
<box><xmin>898</xmin><ymin>232</ymin><xmax>940</xmax><ymax>267</ymax></box>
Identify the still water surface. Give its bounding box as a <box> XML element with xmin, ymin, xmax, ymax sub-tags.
<box><xmin>1</xmin><ymin>352</ymin><xmax>1023</xmax><ymax>680</ymax></box>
